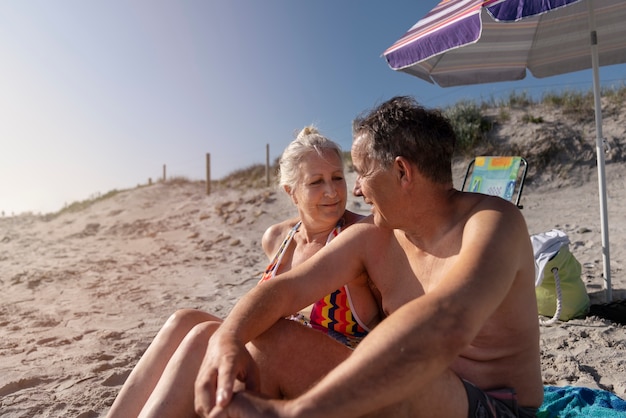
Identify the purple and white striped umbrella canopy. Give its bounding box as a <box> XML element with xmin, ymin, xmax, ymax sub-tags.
<box><xmin>384</xmin><ymin>0</ymin><xmax>626</xmax><ymax>87</ymax></box>
<box><xmin>384</xmin><ymin>0</ymin><xmax>626</xmax><ymax>301</ymax></box>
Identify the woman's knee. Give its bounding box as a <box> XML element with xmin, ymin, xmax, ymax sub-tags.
<box><xmin>179</xmin><ymin>321</ymin><xmax>222</xmax><ymax>355</ymax></box>
<box><xmin>162</xmin><ymin>309</ymin><xmax>221</xmax><ymax>336</ymax></box>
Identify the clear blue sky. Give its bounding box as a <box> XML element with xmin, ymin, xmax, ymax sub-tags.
<box><xmin>1</xmin><ymin>1</ymin><xmax>625</xmax><ymax>215</ymax></box>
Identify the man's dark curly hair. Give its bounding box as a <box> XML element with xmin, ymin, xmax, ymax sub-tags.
<box><xmin>352</xmin><ymin>96</ymin><xmax>456</xmax><ymax>185</ymax></box>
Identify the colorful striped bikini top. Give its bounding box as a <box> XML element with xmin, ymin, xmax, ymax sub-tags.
<box><xmin>259</xmin><ymin>220</ymin><xmax>369</xmax><ymax>341</ymax></box>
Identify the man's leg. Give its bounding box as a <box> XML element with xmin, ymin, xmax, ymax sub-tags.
<box><xmin>363</xmin><ymin>368</ymin><xmax>469</xmax><ymax>418</ymax></box>
<box><xmin>246</xmin><ymin>319</ymin><xmax>352</xmax><ymax>398</ymax></box>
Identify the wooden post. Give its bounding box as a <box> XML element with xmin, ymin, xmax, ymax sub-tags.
<box><xmin>266</xmin><ymin>143</ymin><xmax>270</xmax><ymax>187</ymax></box>
<box><xmin>163</xmin><ymin>164</ymin><xmax>166</xmax><ymax>182</ymax></box>
<box><xmin>206</xmin><ymin>153</ymin><xmax>211</xmax><ymax>195</ymax></box>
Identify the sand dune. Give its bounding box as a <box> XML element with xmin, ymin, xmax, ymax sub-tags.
<box><xmin>1</xmin><ymin>157</ymin><xmax>626</xmax><ymax>416</ymax></box>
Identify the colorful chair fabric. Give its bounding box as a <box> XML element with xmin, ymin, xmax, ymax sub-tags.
<box><xmin>461</xmin><ymin>156</ymin><xmax>528</xmax><ymax>208</ymax></box>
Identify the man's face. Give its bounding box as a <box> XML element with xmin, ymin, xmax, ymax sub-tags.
<box><xmin>351</xmin><ymin>135</ymin><xmax>395</xmax><ymax>228</ymax></box>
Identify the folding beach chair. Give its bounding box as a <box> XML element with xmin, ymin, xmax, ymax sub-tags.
<box><xmin>461</xmin><ymin>156</ymin><xmax>528</xmax><ymax>209</ymax></box>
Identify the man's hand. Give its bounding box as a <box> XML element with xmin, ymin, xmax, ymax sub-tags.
<box><xmin>208</xmin><ymin>392</ymin><xmax>287</xmax><ymax>418</ymax></box>
<box><xmin>195</xmin><ymin>331</ymin><xmax>261</xmax><ymax>417</ymax></box>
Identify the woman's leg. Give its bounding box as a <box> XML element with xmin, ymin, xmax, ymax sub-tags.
<box><xmin>138</xmin><ymin>319</ymin><xmax>352</xmax><ymax>417</ymax></box>
<box><xmin>139</xmin><ymin>320</ymin><xmax>222</xmax><ymax>418</ymax></box>
<box><xmin>106</xmin><ymin>309</ymin><xmax>221</xmax><ymax>418</ymax></box>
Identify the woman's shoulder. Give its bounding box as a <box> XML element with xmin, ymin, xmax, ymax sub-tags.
<box><xmin>342</xmin><ymin>210</ymin><xmax>368</xmax><ymax>227</ymax></box>
<box><xmin>261</xmin><ymin>217</ymin><xmax>300</xmax><ymax>256</ymax></box>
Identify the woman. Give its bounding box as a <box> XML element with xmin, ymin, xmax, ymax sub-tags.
<box><xmin>106</xmin><ymin>126</ymin><xmax>381</xmax><ymax>417</ymax></box>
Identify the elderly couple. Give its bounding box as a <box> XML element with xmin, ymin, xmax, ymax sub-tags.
<box><xmin>107</xmin><ymin>96</ymin><xmax>543</xmax><ymax>418</ymax></box>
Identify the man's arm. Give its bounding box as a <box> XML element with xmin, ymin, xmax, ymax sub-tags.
<box><xmin>226</xmin><ymin>220</ymin><xmax>376</xmax><ymax>341</ymax></box>
<box><xmin>194</xmin><ymin>221</ymin><xmax>377</xmax><ymax>415</ymax></box>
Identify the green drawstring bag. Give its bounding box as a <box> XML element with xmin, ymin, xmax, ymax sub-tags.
<box><xmin>532</xmin><ymin>230</ymin><xmax>590</xmax><ymax>324</ymax></box>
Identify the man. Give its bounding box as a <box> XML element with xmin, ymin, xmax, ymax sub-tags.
<box><xmin>195</xmin><ymin>96</ymin><xmax>543</xmax><ymax>417</ymax></box>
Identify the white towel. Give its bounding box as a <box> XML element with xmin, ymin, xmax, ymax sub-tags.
<box><xmin>530</xmin><ymin>229</ymin><xmax>570</xmax><ymax>286</ymax></box>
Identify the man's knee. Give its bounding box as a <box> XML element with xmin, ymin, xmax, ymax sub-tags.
<box><xmin>246</xmin><ymin>319</ymin><xmax>296</xmax><ymax>359</ymax></box>
<box><xmin>247</xmin><ymin>319</ymin><xmax>330</xmax><ymax>356</ymax></box>
<box><xmin>402</xmin><ymin>370</ymin><xmax>468</xmax><ymax>417</ymax></box>
<box><xmin>246</xmin><ymin>320</ymin><xmax>350</xmax><ymax>399</ymax></box>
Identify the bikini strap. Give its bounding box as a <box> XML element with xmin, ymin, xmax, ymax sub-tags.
<box><xmin>261</xmin><ymin>218</ymin><xmax>342</xmax><ymax>282</ymax></box>
<box><xmin>326</xmin><ymin>218</ymin><xmax>344</xmax><ymax>244</ymax></box>
<box><xmin>259</xmin><ymin>221</ymin><xmax>301</xmax><ymax>283</ymax></box>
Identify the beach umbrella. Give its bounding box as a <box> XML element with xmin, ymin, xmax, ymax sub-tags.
<box><xmin>384</xmin><ymin>0</ymin><xmax>626</xmax><ymax>302</ymax></box>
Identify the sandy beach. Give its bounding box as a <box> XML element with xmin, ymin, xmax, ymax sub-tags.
<box><xmin>2</xmin><ymin>130</ymin><xmax>626</xmax><ymax>416</ymax></box>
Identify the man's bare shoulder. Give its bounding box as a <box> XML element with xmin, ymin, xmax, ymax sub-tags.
<box><xmin>325</xmin><ymin>215</ymin><xmax>395</xmax><ymax>254</ymax></box>
<box><xmin>339</xmin><ymin>215</ymin><xmax>390</xmax><ymax>236</ymax></box>
<box><xmin>335</xmin><ymin>217</ymin><xmax>401</xmax><ymax>271</ymax></box>
<box><xmin>454</xmin><ymin>192</ymin><xmax>533</xmax><ymax>284</ymax></box>
<box><xmin>460</xmin><ymin>190</ymin><xmax>520</xmax><ymax>210</ymax></box>
<box><xmin>460</xmin><ymin>192</ymin><xmax>527</xmax><ymax>231</ymax></box>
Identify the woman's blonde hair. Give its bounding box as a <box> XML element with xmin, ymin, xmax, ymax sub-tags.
<box><xmin>278</xmin><ymin>125</ymin><xmax>343</xmax><ymax>191</ymax></box>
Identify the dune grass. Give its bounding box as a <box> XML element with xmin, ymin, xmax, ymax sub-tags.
<box><xmin>445</xmin><ymin>84</ymin><xmax>626</xmax><ymax>156</ymax></box>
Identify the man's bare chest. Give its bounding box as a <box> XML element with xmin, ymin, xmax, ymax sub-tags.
<box><xmin>368</xmin><ymin>242</ymin><xmax>457</xmax><ymax>315</ymax></box>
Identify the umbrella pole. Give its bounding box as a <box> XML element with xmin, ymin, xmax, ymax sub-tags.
<box><xmin>588</xmin><ymin>0</ymin><xmax>612</xmax><ymax>302</ymax></box>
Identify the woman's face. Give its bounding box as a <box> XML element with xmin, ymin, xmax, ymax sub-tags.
<box><xmin>289</xmin><ymin>149</ymin><xmax>347</xmax><ymax>228</ymax></box>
